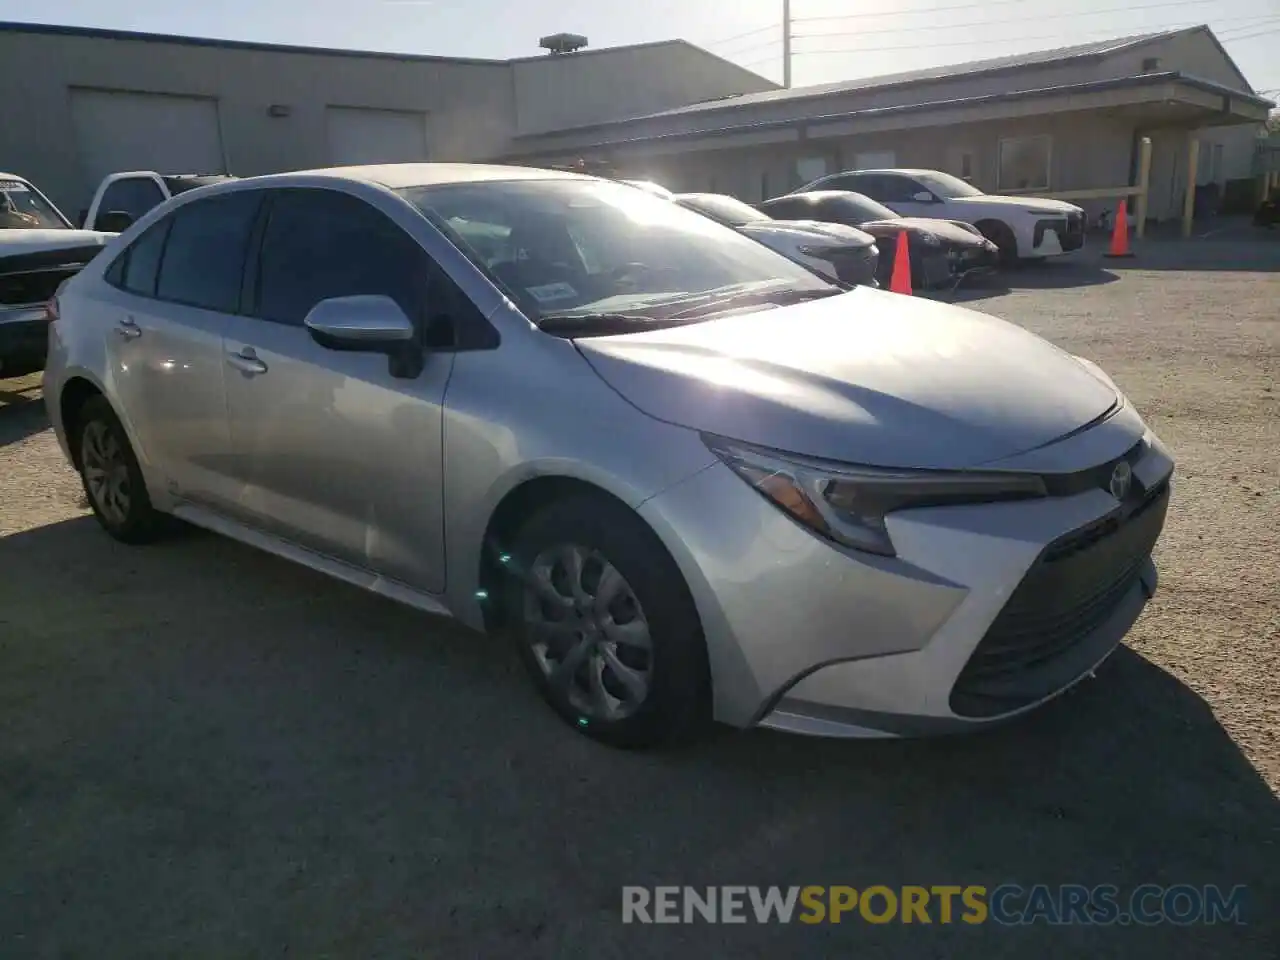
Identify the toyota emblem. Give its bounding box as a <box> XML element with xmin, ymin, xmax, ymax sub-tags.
<box><xmin>1109</xmin><ymin>461</ymin><xmax>1133</xmax><ymax>500</ymax></box>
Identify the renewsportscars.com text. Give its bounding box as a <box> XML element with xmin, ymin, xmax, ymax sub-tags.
<box><xmin>621</xmin><ymin>884</ymin><xmax>1247</xmax><ymax>926</ymax></box>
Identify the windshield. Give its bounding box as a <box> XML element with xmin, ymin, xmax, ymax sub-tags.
<box><xmin>0</xmin><ymin>178</ymin><xmax>69</xmax><ymax>230</ymax></box>
<box><xmin>677</xmin><ymin>194</ymin><xmax>771</xmax><ymax>227</ymax></box>
<box><xmin>399</xmin><ymin>178</ymin><xmax>832</xmax><ymax>324</ymax></box>
<box><xmin>836</xmin><ymin>193</ymin><xmax>900</xmax><ymax>222</ymax></box>
<box><xmin>914</xmin><ymin>172</ymin><xmax>984</xmax><ymax>199</ymax></box>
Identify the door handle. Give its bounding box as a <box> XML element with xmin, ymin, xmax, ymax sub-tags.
<box><xmin>226</xmin><ymin>347</ymin><xmax>268</xmax><ymax>376</ymax></box>
<box><xmin>115</xmin><ymin>317</ymin><xmax>141</xmax><ymax>340</ymax></box>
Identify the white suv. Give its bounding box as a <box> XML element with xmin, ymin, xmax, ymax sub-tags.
<box><xmin>794</xmin><ymin>169</ymin><xmax>1085</xmax><ymax>264</ymax></box>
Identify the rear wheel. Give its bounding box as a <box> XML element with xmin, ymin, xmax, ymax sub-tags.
<box><xmin>502</xmin><ymin>495</ymin><xmax>710</xmax><ymax>748</ymax></box>
<box><xmin>76</xmin><ymin>396</ymin><xmax>165</xmax><ymax>544</ymax></box>
<box><xmin>976</xmin><ymin>220</ymin><xmax>1019</xmax><ymax>266</ymax></box>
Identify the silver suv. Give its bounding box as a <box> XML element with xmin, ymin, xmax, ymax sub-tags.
<box><xmin>44</xmin><ymin>164</ymin><xmax>1173</xmax><ymax>748</ymax></box>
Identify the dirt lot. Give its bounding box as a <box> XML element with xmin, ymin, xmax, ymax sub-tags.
<box><xmin>1</xmin><ymin>243</ymin><xmax>1277</xmax><ymax>958</ymax></box>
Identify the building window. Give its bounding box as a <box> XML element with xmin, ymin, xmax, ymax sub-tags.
<box><xmin>997</xmin><ymin>134</ymin><xmax>1052</xmax><ymax>192</ymax></box>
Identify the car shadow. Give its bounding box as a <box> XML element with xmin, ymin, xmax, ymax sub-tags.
<box><xmin>1</xmin><ymin>516</ymin><xmax>1275</xmax><ymax>958</ymax></box>
<box><xmin>0</xmin><ymin>378</ymin><xmax>49</xmax><ymax>447</ymax></box>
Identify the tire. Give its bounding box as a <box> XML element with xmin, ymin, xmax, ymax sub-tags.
<box><xmin>75</xmin><ymin>396</ymin><xmax>165</xmax><ymax>544</ymax></box>
<box><xmin>502</xmin><ymin>494</ymin><xmax>711</xmax><ymax>748</ymax></box>
<box><xmin>976</xmin><ymin>220</ymin><xmax>1019</xmax><ymax>266</ymax></box>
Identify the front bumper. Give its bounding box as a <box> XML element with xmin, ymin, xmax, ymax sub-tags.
<box><xmin>638</xmin><ymin>413</ymin><xmax>1174</xmax><ymax>736</ymax></box>
<box><xmin>0</xmin><ymin>305</ymin><xmax>50</xmax><ymax>376</ymax></box>
<box><xmin>1030</xmin><ymin>214</ymin><xmax>1086</xmax><ymax>256</ymax></box>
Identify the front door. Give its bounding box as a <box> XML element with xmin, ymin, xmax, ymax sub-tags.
<box><xmin>221</xmin><ymin>187</ymin><xmax>452</xmax><ymax>593</ymax></box>
<box><xmin>103</xmin><ymin>191</ymin><xmax>262</xmax><ymax>508</ymax></box>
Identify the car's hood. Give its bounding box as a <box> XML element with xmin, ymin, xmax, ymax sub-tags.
<box><xmin>739</xmin><ymin>219</ymin><xmax>875</xmax><ymax>248</ymax></box>
<box><xmin>0</xmin><ymin>229</ymin><xmax>115</xmax><ymax>258</ymax></box>
<box><xmin>576</xmin><ymin>287</ymin><xmax>1118</xmax><ymax>469</ymax></box>
<box><xmin>949</xmin><ymin>195</ymin><xmax>1082</xmax><ymax>215</ymax></box>
<box><xmin>860</xmin><ymin>217</ymin><xmax>988</xmax><ymax>246</ymax></box>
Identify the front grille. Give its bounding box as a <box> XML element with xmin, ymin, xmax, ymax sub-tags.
<box><xmin>830</xmin><ymin>249</ymin><xmax>877</xmax><ymax>286</ymax></box>
<box><xmin>949</xmin><ymin>480</ymin><xmax>1170</xmax><ymax>718</ymax></box>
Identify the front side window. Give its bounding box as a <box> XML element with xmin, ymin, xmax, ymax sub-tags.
<box><xmin>253</xmin><ymin>189</ymin><xmax>425</xmax><ymax>327</ymax></box>
<box><xmin>399</xmin><ymin>178</ymin><xmax>830</xmax><ymax>323</ymax></box>
<box><xmin>0</xmin><ymin>178</ymin><xmax>68</xmax><ymax>230</ymax></box>
<box><xmin>676</xmin><ymin>194</ymin><xmax>770</xmax><ymax>227</ymax></box>
<box><xmin>995</xmin><ymin>137</ymin><xmax>1052</xmax><ymax>193</ymax></box>
<box><xmin>155</xmin><ymin>191</ymin><xmax>261</xmax><ymax>313</ymax></box>
<box><xmin>99</xmin><ymin>178</ymin><xmax>167</xmax><ymax>222</ymax></box>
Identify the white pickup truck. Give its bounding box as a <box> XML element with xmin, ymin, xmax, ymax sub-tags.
<box><xmin>1</xmin><ymin>173</ymin><xmax>114</xmax><ymax>377</ymax></box>
<box><xmin>80</xmin><ymin>171</ymin><xmax>234</xmax><ymax>232</ymax></box>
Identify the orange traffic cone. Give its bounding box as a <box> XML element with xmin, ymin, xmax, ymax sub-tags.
<box><xmin>1104</xmin><ymin>199</ymin><xmax>1135</xmax><ymax>258</ymax></box>
<box><xmin>888</xmin><ymin>231</ymin><xmax>912</xmax><ymax>294</ymax></box>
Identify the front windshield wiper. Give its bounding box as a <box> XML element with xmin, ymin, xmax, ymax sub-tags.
<box><xmin>537</xmin><ymin>313</ymin><xmax>662</xmax><ymax>335</ymax></box>
<box><xmin>669</xmin><ymin>285</ymin><xmax>844</xmax><ymax>319</ymax></box>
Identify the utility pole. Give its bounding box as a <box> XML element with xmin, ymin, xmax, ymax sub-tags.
<box><xmin>782</xmin><ymin>0</ymin><xmax>792</xmax><ymax>88</ymax></box>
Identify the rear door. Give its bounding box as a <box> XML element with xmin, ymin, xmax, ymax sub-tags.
<box><xmin>101</xmin><ymin>190</ymin><xmax>261</xmax><ymax>506</ymax></box>
<box><xmin>221</xmin><ymin>187</ymin><xmax>454</xmax><ymax>592</ymax></box>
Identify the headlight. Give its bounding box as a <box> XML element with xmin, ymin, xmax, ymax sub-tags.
<box><xmin>1022</xmin><ymin>206</ymin><xmax>1066</xmax><ymax>216</ymax></box>
<box><xmin>704</xmin><ymin>436</ymin><xmax>1047</xmax><ymax>556</ymax></box>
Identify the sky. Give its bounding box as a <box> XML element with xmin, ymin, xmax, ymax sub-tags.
<box><xmin>0</xmin><ymin>0</ymin><xmax>1277</xmax><ymax>97</ymax></box>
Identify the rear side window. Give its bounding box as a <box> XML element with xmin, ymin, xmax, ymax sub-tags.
<box><xmin>97</xmin><ymin>178</ymin><xmax>167</xmax><ymax>224</ymax></box>
<box><xmin>103</xmin><ymin>220</ymin><xmax>170</xmax><ymax>296</ymax></box>
<box><xmin>156</xmin><ymin>192</ymin><xmax>261</xmax><ymax>312</ymax></box>
<box><xmin>253</xmin><ymin>189</ymin><xmax>425</xmax><ymax>327</ymax></box>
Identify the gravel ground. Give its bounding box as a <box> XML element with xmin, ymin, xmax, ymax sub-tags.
<box><xmin>1</xmin><ymin>243</ymin><xmax>1277</xmax><ymax>957</ymax></box>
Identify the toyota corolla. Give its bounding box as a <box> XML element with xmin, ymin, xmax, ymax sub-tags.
<box><xmin>43</xmin><ymin>164</ymin><xmax>1173</xmax><ymax>748</ymax></box>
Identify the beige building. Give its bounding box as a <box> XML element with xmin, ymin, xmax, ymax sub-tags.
<box><xmin>0</xmin><ymin>21</ymin><xmax>771</xmax><ymax>216</ymax></box>
<box><xmin>0</xmin><ymin>20</ymin><xmax>1270</xmax><ymax>224</ymax></box>
<box><xmin>510</xmin><ymin>26</ymin><xmax>1273</xmax><ymax>223</ymax></box>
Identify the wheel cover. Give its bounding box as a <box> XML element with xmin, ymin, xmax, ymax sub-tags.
<box><xmin>521</xmin><ymin>544</ymin><xmax>654</xmax><ymax>722</ymax></box>
<box><xmin>81</xmin><ymin>420</ymin><xmax>131</xmax><ymax>526</ymax></box>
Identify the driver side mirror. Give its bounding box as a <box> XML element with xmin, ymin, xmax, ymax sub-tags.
<box><xmin>911</xmin><ymin>191</ymin><xmax>936</xmax><ymax>203</ymax></box>
<box><xmin>96</xmin><ymin>210</ymin><xmax>135</xmax><ymax>233</ymax></box>
<box><xmin>303</xmin><ymin>295</ymin><xmax>424</xmax><ymax>378</ymax></box>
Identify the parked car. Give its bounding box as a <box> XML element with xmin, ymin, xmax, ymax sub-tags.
<box><xmin>620</xmin><ymin>179</ymin><xmax>675</xmax><ymax>200</ymax></box>
<box><xmin>675</xmin><ymin>192</ymin><xmax>879</xmax><ymax>286</ymax></box>
<box><xmin>758</xmin><ymin>190</ymin><xmax>998</xmax><ymax>289</ymax></box>
<box><xmin>44</xmin><ymin>164</ymin><xmax>1174</xmax><ymax>749</ymax></box>
<box><xmin>793</xmin><ymin>168</ymin><xmax>1085</xmax><ymax>264</ymax></box>
<box><xmin>81</xmin><ymin>171</ymin><xmax>235</xmax><ymax>232</ymax></box>
<box><xmin>1</xmin><ymin>172</ymin><xmax>114</xmax><ymax>377</ymax></box>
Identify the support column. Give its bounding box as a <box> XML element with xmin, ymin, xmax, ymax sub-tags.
<box><xmin>1135</xmin><ymin>136</ymin><xmax>1152</xmax><ymax>240</ymax></box>
<box><xmin>1182</xmin><ymin>135</ymin><xmax>1199</xmax><ymax>238</ymax></box>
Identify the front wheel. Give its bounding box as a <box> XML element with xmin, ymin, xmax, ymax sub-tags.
<box><xmin>502</xmin><ymin>495</ymin><xmax>711</xmax><ymax>748</ymax></box>
<box><xmin>75</xmin><ymin>396</ymin><xmax>165</xmax><ymax>544</ymax></box>
<box><xmin>976</xmin><ymin>220</ymin><xmax>1019</xmax><ymax>266</ymax></box>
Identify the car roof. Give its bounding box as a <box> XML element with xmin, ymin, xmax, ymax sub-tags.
<box><xmin>0</xmin><ymin>172</ymin><xmax>31</xmax><ymax>183</ymax></box>
<box><xmin>279</xmin><ymin>163</ymin><xmax>593</xmax><ymax>189</ymax></box>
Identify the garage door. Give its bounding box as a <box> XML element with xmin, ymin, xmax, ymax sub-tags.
<box><xmin>326</xmin><ymin>107</ymin><xmax>429</xmax><ymax>166</ymax></box>
<box><xmin>69</xmin><ymin>90</ymin><xmax>226</xmax><ymax>189</ymax></box>
<box><xmin>853</xmin><ymin>151</ymin><xmax>897</xmax><ymax>170</ymax></box>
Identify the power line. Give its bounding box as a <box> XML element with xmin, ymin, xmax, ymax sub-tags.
<box><xmin>702</xmin><ymin>24</ymin><xmax>777</xmax><ymax>49</ymax></box>
<box><xmin>791</xmin><ymin>22</ymin><xmax>1208</xmax><ymax>56</ymax></box>
<box><xmin>794</xmin><ymin>0</ymin><xmax>1043</xmax><ymax>25</ymax></box>
<box><xmin>1219</xmin><ymin>24</ymin><xmax>1280</xmax><ymax>43</ymax></box>
<box><xmin>791</xmin><ymin>1</ymin><xmax>1260</xmax><ymax>42</ymax></box>
<box><xmin>788</xmin><ymin>16</ymin><xmax>1277</xmax><ymax>56</ymax></box>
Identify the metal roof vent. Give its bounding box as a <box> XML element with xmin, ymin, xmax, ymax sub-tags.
<box><xmin>540</xmin><ymin>33</ymin><xmax>588</xmax><ymax>55</ymax></box>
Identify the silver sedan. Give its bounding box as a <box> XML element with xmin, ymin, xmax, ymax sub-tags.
<box><xmin>43</xmin><ymin>163</ymin><xmax>1173</xmax><ymax>748</ymax></box>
